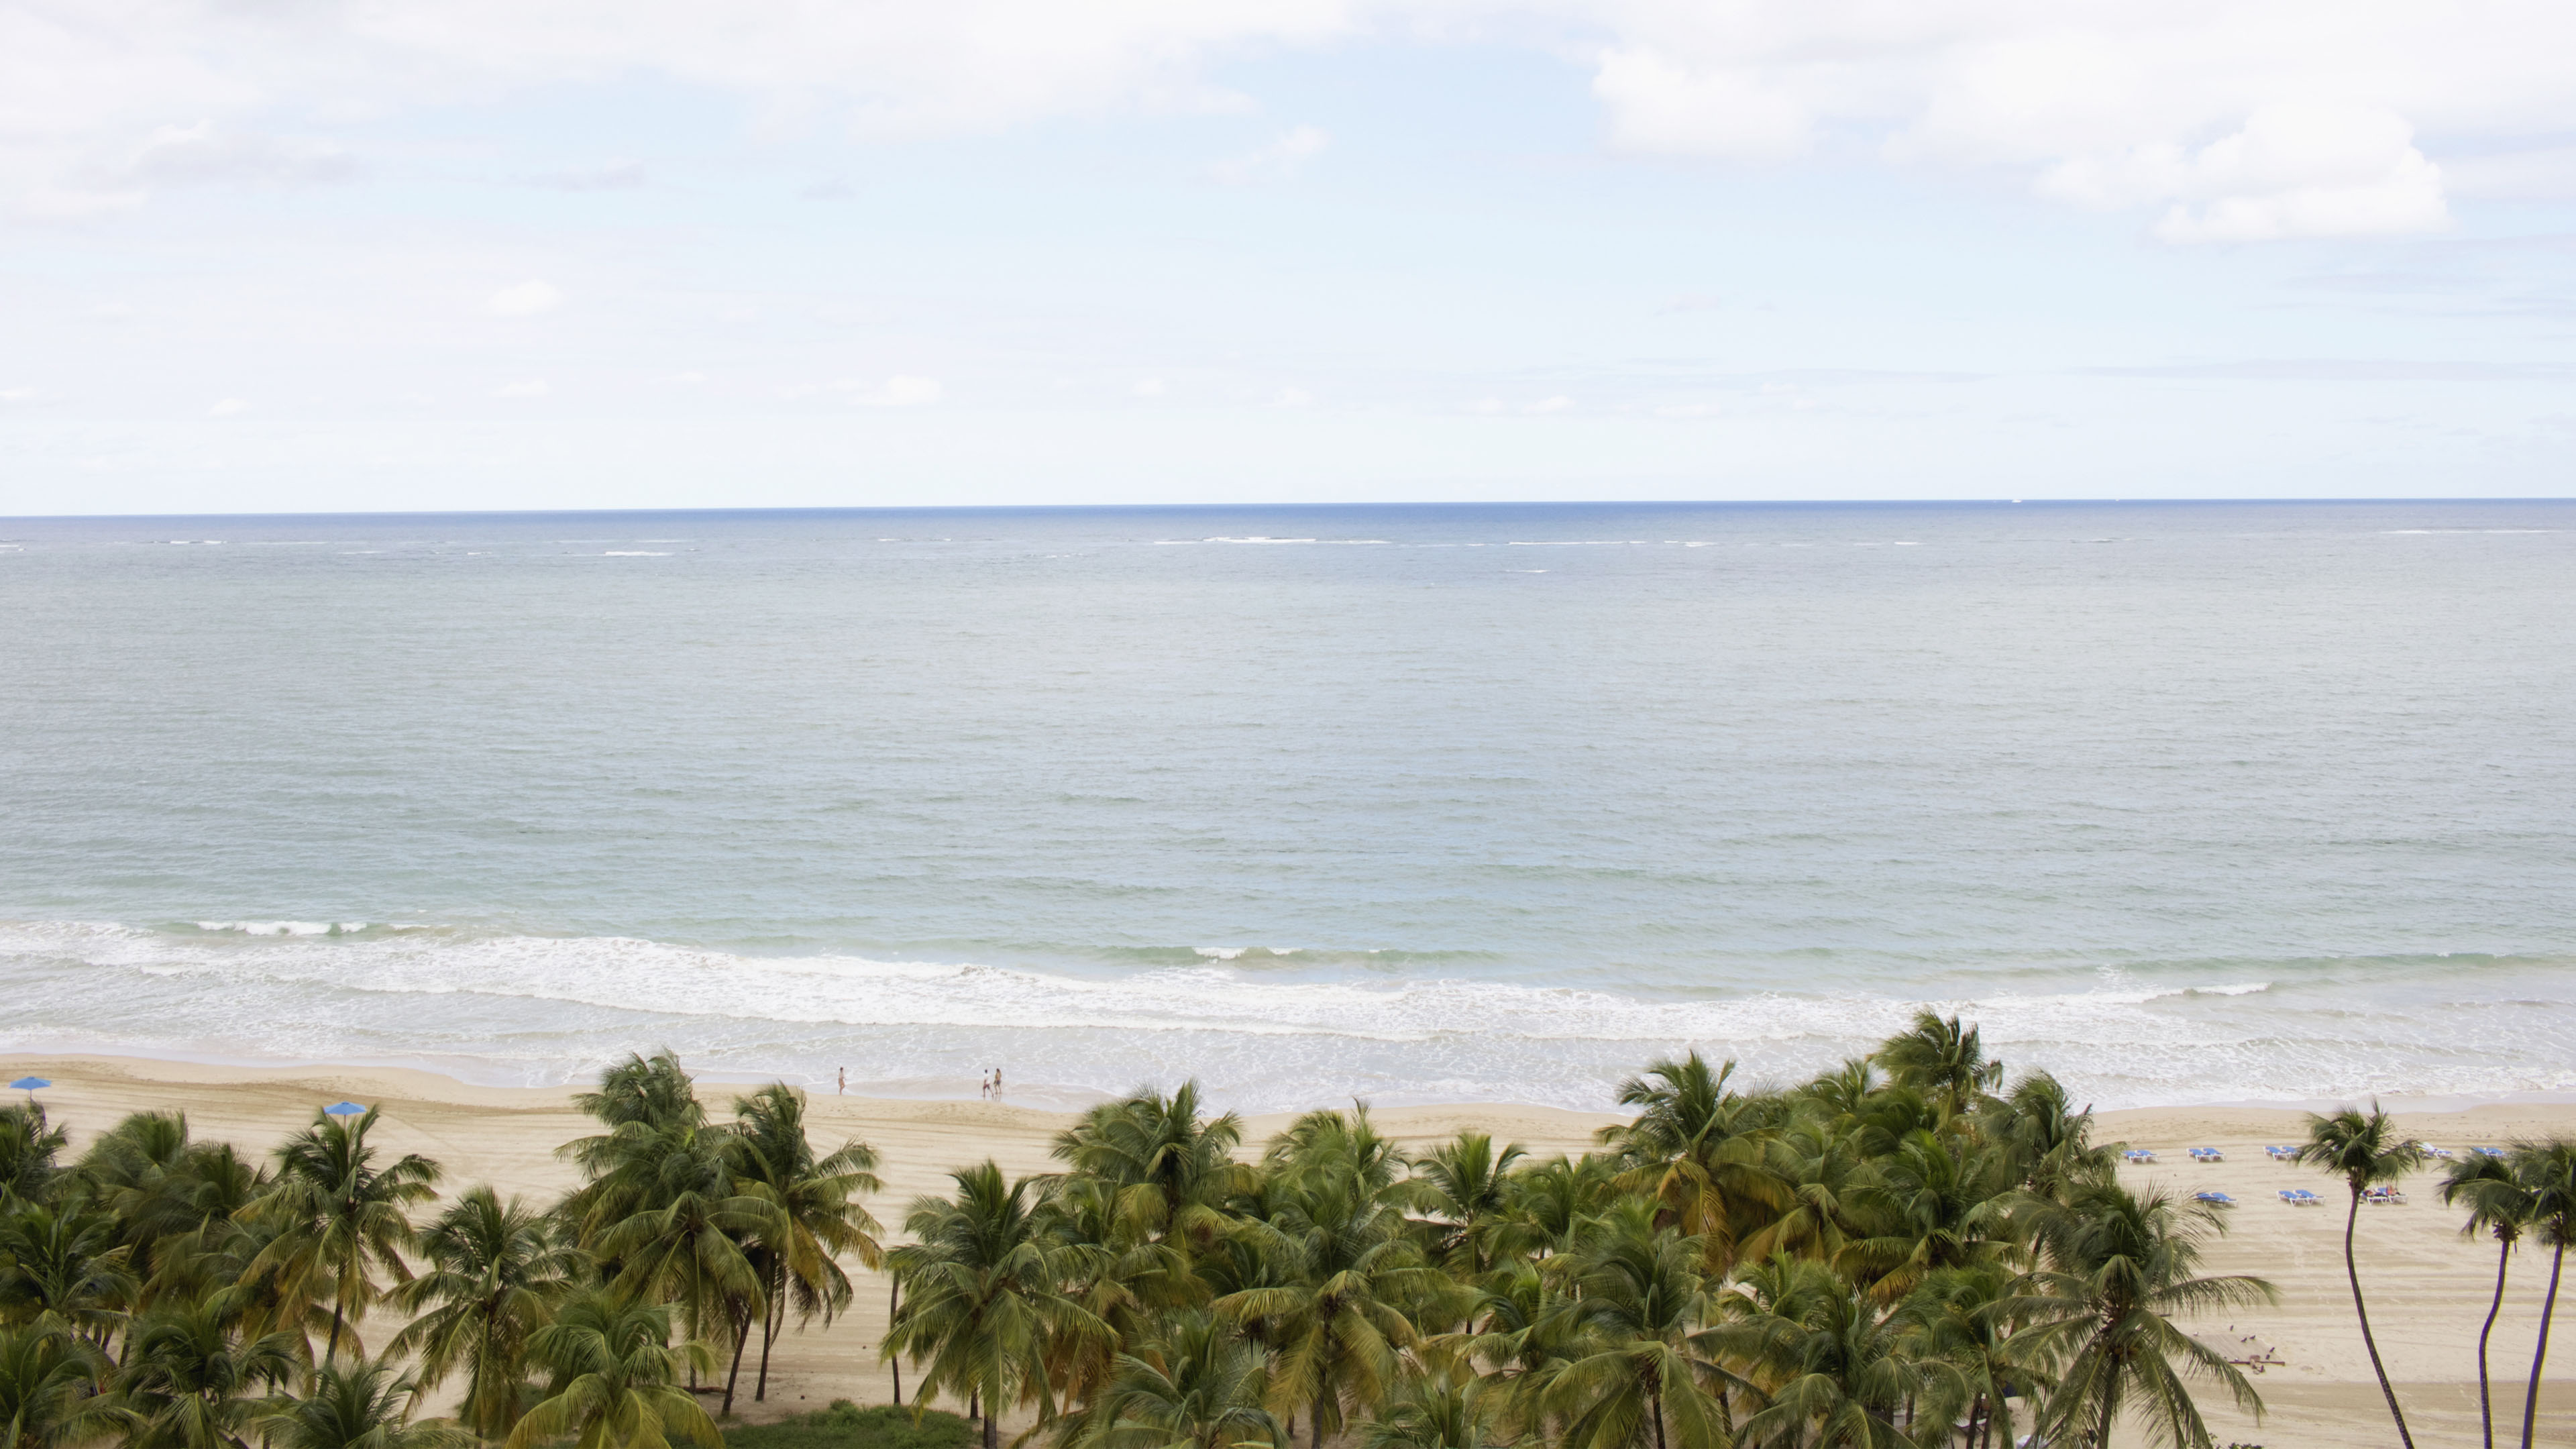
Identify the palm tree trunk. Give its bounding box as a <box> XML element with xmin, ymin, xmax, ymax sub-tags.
<box><xmin>2345</xmin><ymin>1189</ymin><xmax>2416</xmax><ymax>1449</ymax></box>
<box><xmin>1312</xmin><ymin>1395</ymin><xmax>1328</xmax><ymax>1449</ymax></box>
<box><xmin>2523</xmin><ymin>1241</ymin><xmax>2565</xmax><ymax>1449</ymax></box>
<box><xmin>889</xmin><ymin>1279</ymin><xmax>902</xmax><ymax>1406</ymax></box>
<box><xmin>325</xmin><ymin>1300</ymin><xmax>346</xmax><ymax>1363</ymax></box>
<box><xmin>2479</xmin><ymin>1237</ymin><xmax>2512</xmax><ymax>1449</ymax></box>
<box><xmin>756</xmin><ymin>1271</ymin><xmax>784</xmax><ymax>1401</ymax></box>
<box><xmin>1652</xmin><ymin>1393</ymin><xmax>1668</xmax><ymax>1449</ymax></box>
<box><xmin>722</xmin><ymin>1301</ymin><xmax>751</xmax><ymax>1416</ymax></box>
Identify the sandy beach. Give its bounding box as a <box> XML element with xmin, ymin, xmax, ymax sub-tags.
<box><xmin>6</xmin><ymin>1055</ymin><xmax>2570</xmax><ymax>1448</ymax></box>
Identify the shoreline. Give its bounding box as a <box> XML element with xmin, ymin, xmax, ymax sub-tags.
<box><xmin>12</xmin><ymin>1042</ymin><xmax>2576</xmax><ymax>1120</ymax></box>
<box><xmin>9</xmin><ymin>1051</ymin><xmax>2573</xmax><ymax>1444</ymax></box>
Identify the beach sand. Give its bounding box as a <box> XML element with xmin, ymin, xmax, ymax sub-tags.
<box><xmin>6</xmin><ymin>1056</ymin><xmax>2570</xmax><ymax>1448</ymax></box>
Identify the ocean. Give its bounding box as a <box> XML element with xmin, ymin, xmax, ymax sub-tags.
<box><xmin>1</xmin><ymin>500</ymin><xmax>2569</xmax><ymax>1113</ymax></box>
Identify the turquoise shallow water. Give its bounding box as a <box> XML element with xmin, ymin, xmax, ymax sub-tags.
<box><xmin>1</xmin><ymin>500</ymin><xmax>2569</xmax><ymax>1110</ymax></box>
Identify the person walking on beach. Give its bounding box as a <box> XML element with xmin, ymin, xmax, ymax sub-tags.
<box><xmin>994</xmin><ymin>1067</ymin><xmax>1003</xmax><ymax>1095</ymax></box>
<box><xmin>837</xmin><ymin>1067</ymin><xmax>845</xmax><ymax>1096</ymax></box>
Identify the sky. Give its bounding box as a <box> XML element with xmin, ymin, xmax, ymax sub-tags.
<box><xmin>3</xmin><ymin>1</ymin><xmax>2574</xmax><ymax>514</ymax></box>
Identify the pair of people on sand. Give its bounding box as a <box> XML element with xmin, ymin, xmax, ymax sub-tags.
<box><xmin>980</xmin><ymin>1068</ymin><xmax>1004</xmax><ymax>1098</ymax></box>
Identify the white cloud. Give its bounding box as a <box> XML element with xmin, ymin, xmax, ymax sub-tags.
<box><xmin>1210</xmin><ymin>123</ymin><xmax>1330</xmax><ymax>184</ymax></box>
<box><xmin>205</xmin><ymin>396</ymin><xmax>247</xmax><ymax>416</ymax></box>
<box><xmin>5</xmin><ymin>1</ymin><xmax>2576</xmax><ymax>235</ymax></box>
<box><xmin>0</xmin><ymin>0</ymin><xmax>1363</xmax><ymax>213</ymax></box>
<box><xmin>494</xmin><ymin>379</ymin><xmax>550</xmax><ymax>398</ymax></box>
<box><xmin>796</xmin><ymin>375</ymin><xmax>943</xmax><ymax>406</ymax></box>
<box><xmin>869</xmin><ymin>375</ymin><xmax>943</xmax><ymax>407</ymax></box>
<box><xmin>486</xmin><ymin>280</ymin><xmax>564</xmax><ymax>316</ymax></box>
<box><xmin>1578</xmin><ymin>0</ymin><xmax>2576</xmax><ymax>239</ymax></box>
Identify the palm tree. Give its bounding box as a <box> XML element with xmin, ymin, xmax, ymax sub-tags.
<box><xmin>2510</xmin><ymin>1140</ymin><xmax>2576</xmax><ymax>1449</ymax></box>
<box><xmin>0</xmin><ymin>1322</ymin><xmax>127</xmax><ymax>1449</ymax></box>
<box><xmin>1214</xmin><ymin>1159</ymin><xmax>1443</xmax><ymax>1449</ymax></box>
<box><xmin>1739</xmin><ymin>1117</ymin><xmax>1871</xmax><ymax>1267</ymax></box>
<box><xmin>2296</xmin><ymin>1104</ymin><xmax>2425</xmax><ymax>1448</ymax></box>
<box><xmin>885</xmin><ymin>1163</ymin><xmax>1111</xmax><ymax>1449</ymax></box>
<box><xmin>252</xmin><ymin>1355</ymin><xmax>474</xmax><ymax>1449</ymax></box>
<box><xmin>1714</xmin><ymin>1260</ymin><xmax>1926</xmax><ymax>1449</ymax></box>
<box><xmin>391</xmin><ymin>1187</ymin><xmax>589</xmax><ymax>1441</ymax></box>
<box><xmin>238</xmin><ymin>1108</ymin><xmax>440</xmax><ymax>1364</ymax></box>
<box><xmin>2440</xmin><ymin>1152</ymin><xmax>2535</xmax><ymax>1449</ymax></box>
<box><xmin>1503</xmin><ymin>1156</ymin><xmax>1617</xmax><ymax>1259</ymax></box>
<box><xmin>725</xmin><ymin>1085</ymin><xmax>883</xmax><ymax>1403</ymax></box>
<box><xmin>113</xmin><ymin>1301</ymin><xmax>301</xmax><ymax>1449</ymax></box>
<box><xmin>1536</xmin><ymin>1204</ymin><xmax>1729</xmax><ymax>1449</ymax></box>
<box><xmin>1360</xmin><ymin>1371</ymin><xmax>1503</xmax><ymax>1449</ymax></box>
<box><xmin>0</xmin><ymin>1195</ymin><xmax>136</xmax><ymax>1344</ymax></box>
<box><xmin>0</xmin><ymin>1107</ymin><xmax>67</xmax><ymax>1206</ymax></box>
<box><xmin>1051</xmin><ymin>1084</ymin><xmax>1248</xmax><ymax>1252</ymax></box>
<box><xmin>1071</xmin><ymin>1309</ymin><xmax>1283</xmax><ymax>1449</ymax></box>
<box><xmin>1403</xmin><ymin>1133</ymin><xmax>1528</xmax><ymax>1278</ymax></box>
<box><xmin>589</xmin><ymin>1143</ymin><xmax>769</xmax><ymax>1416</ymax></box>
<box><xmin>575</xmin><ymin>1053</ymin><xmax>705</xmax><ymax>1134</ymax></box>
<box><xmin>2013</xmin><ymin>1181</ymin><xmax>2273</xmax><ymax>1449</ymax></box>
<box><xmin>504</xmin><ymin>1292</ymin><xmax>718</xmax><ymax>1449</ymax></box>
<box><xmin>1904</xmin><ymin>1265</ymin><xmax>2041</xmax><ymax>1449</ymax></box>
<box><xmin>1874</xmin><ymin>1010</ymin><xmax>2004</xmax><ymax>1122</ymax></box>
<box><xmin>1840</xmin><ymin>1128</ymin><xmax>2012</xmax><ymax>1302</ymax></box>
<box><xmin>1598</xmin><ymin>1053</ymin><xmax>1785</xmax><ymax>1273</ymax></box>
<box><xmin>1979</xmin><ymin>1072</ymin><xmax>2112</xmax><ymax>1197</ymax></box>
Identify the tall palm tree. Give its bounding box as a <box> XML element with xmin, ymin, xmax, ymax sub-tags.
<box><xmin>0</xmin><ymin>1108</ymin><xmax>66</xmax><ymax>1206</ymax></box>
<box><xmin>1403</xmin><ymin>1133</ymin><xmax>1528</xmax><ymax>1279</ymax></box>
<box><xmin>1713</xmin><ymin>1261</ymin><xmax>1926</xmax><ymax>1449</ymax></box>
<box><xmin>2296</xmin><ymin>1104</ymin><xmax>2424</xmax><ymax>1449</ymax></box>
<box><xmin>1978</xmin><ymin>1072</ymin><xmax>2112</xmax><ymax>1198</ymax></box>
<box><xmin>504</xmin><ymin>1292</ymin><xmax>718</xmax><ymax>1449</ymax></box>
<box><xmin>1503</xmin><ymin>1156</ymin><xmax>1617</xmax><ymax>1259</ymax></box>
<box><xmin>1904</xmin><ymin>1265</ymin><xmax>2042</xmax><ymax>1449</ymax></box>
<box><xmin>2510</xmin><ymin>1140</ymin><xmax>2576</xmax><ymax>1449</ymax></box>
<box><xmin>1071</xmin><ymin>1308</ymin><xmax>1283</xmax><ymax>1449</ymax></box>
<box><xmin>2013</xmin><ymin>1182</ymin><xmax>2273</xmax><ymax>1449</ymax></box>
<box><xmin>0</xmin><ymin>1195</ymin><xmax>136</xmax><ymax>1344</ymax></box>
<box><xmin>0</xmin><ymin>1322</ymin><xmax>127</xmax><ymax>1449</ymax></box>
<box><xmin>1051</xmin><ymin>1084</ymin><xmax>1248</xmax><ymax>1252</ymax></box>
<box><xmin>1360</xmin><ymin>1371</ymin><xmax>1503</xmax><ymax>1449</ymax></box>
<box><xmin>252</xmin><ymin>1355</ymin><xmax>474</xmax><ymax>1449</ymax></box>
<box><xmin>238</xmin><ymin>1108</ymin><xmax>439</xmax><ymax>1364</ymax></box>
<box><xmin>885</xmin><ymin>1163</ymin><xmax>1111</xmax><ymax>1449</ymax></box>
<box><xmin>391</xmin><ymin>1187</ymin><xmax>589</xmax><ymax>1441</ymax></box>
<box><xmin>1739</xmin><ymin>1117</ymin><xmax>1872</xmax><ymax>1268</ymax></box>
<box><xmin>1598</xmin><ymin>1053</ymin><xmax>1785</xmax><ymax>1273</ymax></box>
<box><xmin>1214</xmin><ymin>1163</ymin><xmax>1443</xmax><ymax>1449</ymax></box>
<box><xmin>726</xmin><ymin>1085</ymin><xmax>883</xmax><ymax>1403</ymax></box>
<box><xmin>2440</xmin><ymin>1152</ymin><xmax>2535</xmax><ymax>1449</ymax></box>
<box><xmin>1874</xmin><ymin>1011</ymin><xmax>2004</xmax><ymax>1122</ymax></box>
<box><xmin>1841</xmin><ymin>1128</ymin><xmax>2012</xmax><ymax>1302</ymax></box>
<box><xmin>113</xmin><ymin>1302</ymin><xmax>301</xmax><ymax>1449</ymax></box>
<box><xmin>1536</xmin><ymin>1205</ymin><xmax>1729</xmax><ymax>1449</ymax></box>
<box><xmin>574</xmin><ymin>1053</ymin><xmax>705</xmax><ymax>1134</ymax></box>
<box><xmin>590</xmin><ymin>1148</ymin><xmax>769</xmax><ymax>1416</ymax></box>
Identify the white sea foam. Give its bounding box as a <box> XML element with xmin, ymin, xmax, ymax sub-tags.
<box><xmin>602</xmin><ymin>551</ymin><xmax>672</xmax><ymax>557</ymax></box>
<box><xmin>4</xmin><ymin>920</ymin><xmax>2565</xmax><ymax>1111</ymax></box>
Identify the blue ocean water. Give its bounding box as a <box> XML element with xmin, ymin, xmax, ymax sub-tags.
<box><xmin>1</xmin><ymin>500</ymin><xmax>2569</xmax><ymax>1111</ymax></box>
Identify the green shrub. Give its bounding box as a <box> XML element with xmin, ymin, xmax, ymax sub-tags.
<box><xmin>726</xmin><ymin>1401</ymin><xmax>977</xmax><ymax>1449</ymax></box>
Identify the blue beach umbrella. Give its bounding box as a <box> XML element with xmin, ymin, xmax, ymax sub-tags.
<box><xmin>323</xmin><ymin>1101</ymin><xmax>368</xmax><ymax>1117</ymax></box>
<box><xmin>9</xmin><ymin>1077</ymin><xmax>48</xmax><ymax>1092</ymax></box>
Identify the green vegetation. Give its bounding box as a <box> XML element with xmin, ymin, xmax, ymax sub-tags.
<box><xmin>724</xmin><ymin>1403</ymin><xmax>973</xmax><ymax>1449</ymax></box>
<box><xmin>1</xmin><ymin>1021</ymin><xmax>2571</xmax><ymax>1449</ymax></box>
